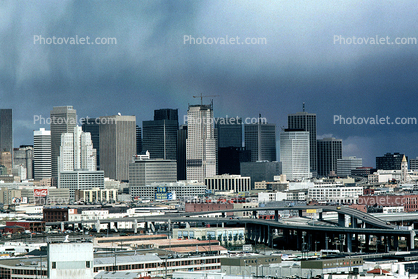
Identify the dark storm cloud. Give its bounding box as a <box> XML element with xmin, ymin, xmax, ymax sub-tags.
<box><xmin>2</xmin><ymin>0</ymin><xmax>418</xmax><ymax>166</ymax></box>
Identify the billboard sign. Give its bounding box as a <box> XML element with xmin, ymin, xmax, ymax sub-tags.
<box><xmin>34</xmin><ymin>189</ymin><xmax>48</xmax><ymax>197</ymax></box>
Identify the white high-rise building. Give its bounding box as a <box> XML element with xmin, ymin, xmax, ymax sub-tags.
<box><xmin>58</xmin><ymin>126</ymin><xmax>96</xmax><ymax>172</ymax></box>
<box><xmin>33</xmin><ymin>128</ymin><xmax>51</xmax><ymax>180</ymax></box>
<box><xmin>280</xmin><ymin>129</ymin><xmax>311</xmax><ymax>181</ymax></box>
<box><xmin>186</xmin><ymin>104</ymin><xmax>217</xmax><ymax>182</ymax></box>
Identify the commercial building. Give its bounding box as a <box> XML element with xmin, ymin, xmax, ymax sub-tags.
<box><xmin>216</xmin><ymin>117</ymin><xmax>242</xmax><ymax>148</ymax></box>
<box><xmin>50</xmin><ymin>106</ymin><xmax>77</xmax><ymax>179</ymax></box>
<box><xmin>240</xmin><ymin>161</ymin><xmax>281</xmax><ymax>189</ymax></box>
<box><xmin>129</xmin><ymin>156</ymin><xmax>177</xmax><ymax>187</ymax></box>
<box><xmin>317</xmin><ymin>137</ymin><xmax>342</xmax><ymax>177</ymax></box>
<box><xmin>58</xmin><ymin>126</ymin><xmax>97</xmax><ymax>172</ymax></box>
<box><xmin>186</xmin><ymin>104</ymin><xmax>217</xmax><ymax>182</ymax></box>
<box><xmin>204</xmin><ymin>174</ymin><xmax>251</xmax><ymax>193</ymax></box>
<box><xmin>351</xmin><ymin>167</ymin><xmax>375</xmax><ymax>177</ymax></box>
<box><xmin>142</xmin><ymin>108</ymin><xmax>178</xmax><ymax>160</ymax></box>
<box><xmin>177</xmin><ymin>125</ymin><xmax>187</xmax><ymax>180</ymax></box>
<box><xmin>376</xmin><ymin>152</ymin><xmax>407</xmax><ymax>170</ymax></box>
<box><xmin>58</xmin><ymin>170</ymin><xmax>105</xmax><ymax>198</ymax></box>
<box><xmin>99</xmin><ymin>114</ymin><xmax>136</xmax><ymax>181</ymax></box>
<box><xmin>244</xmin><ymin>120</ymin><xmax>276</xmax><ymax>162</ymax></box>
<box><xmin>75</xmin><ymin>188</ymin><xmax>118</xmax><ymax>203</ymax></box>
<box><xmin>20</xmin><ymin>187</ymin><xmax>70</xmax><ymax>205</ymax></box>
<box><xmin>0</xmin><ymin>109</ymin><xmax>13</xmax><ymax>167</ymax></box>
<box><xmin>288</xmin><ymin>110</ymin><xmax>317</xmax><ymax>173</ymax></box>
<box><xmin>47</xmin><ymin>241</ymin><xmax>94</xmax><ymax>279</ymax></box>
<box><xmin>34</xmin><ymin>128</ymin><xmax>52</xmax><ymax>180</ymax></box>
<box><xmin>0</xmin><ymin>152</ymin><xmax>12</xmax><ymax>175</ymax></box>
<box><xmin>136</xmin><ymin>125</ymin><xmax>142</xmax><ymax>154</ymax></box>
<box><xmin>13</xmin><ymin>145</ymin><xmax>33</xmax><ymax>180</ymax></box>
<box><xmin>280</xmin><ymin>129</ymin><xmax>310</xmax><ymax>181</ymax></box>
<box><xmin>130</xmin><ymin>180</ymin><xmax>206</xmax><ymax>201</ymax></box>
<box><xmin>81</xmin><ymin>117</ymin><xmax>100</xmax><ymax>169</ymax></box>
<box><xmin>217</xmin><ymin>147</ymin><xmax>250</xmax><ymax>175</ymax></box>
<box><xmin>185</xmin><ymin>202</ymin><xmax>233</xmax><ymax>215</ymax></box>
<box><xmin>410</xmin><ymin>157</ymin><xmax>418</xmax><ymax>171</ymax></box>
<box><xmin>337</xmin><ymin>156</ymin><xmax>363</xmax><ymax>177</ymax></box>
<box><xmin>308</xmin><ymin>185</ymin><xmax>363</xmax><ymax>204</ymax></box>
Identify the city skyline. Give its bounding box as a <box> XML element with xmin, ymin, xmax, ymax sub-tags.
<box><xmin>3</xmin><ymin>1</ymin><xmax>418</xmax><ymax>167</ymax></box>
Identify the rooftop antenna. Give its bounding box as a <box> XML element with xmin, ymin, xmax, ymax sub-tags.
<box><xmin>303</xmin><ymin>102</ymin><xmax>305</xmax><ymax>112</ymax></box>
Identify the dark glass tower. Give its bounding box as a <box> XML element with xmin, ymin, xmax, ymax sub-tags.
<box><xmin>0</xmin><ymin>109</ymin><xmax>12</xmax><ymax>156</ymax></box>
<box><xmin>136</xmin><ymin>125</ymin><xmax>142</xmax><ymax>154</ymax></box>
<box><xmin>81</xmin><ymin>118</ymin><xmax>100</xmax><ymax>169</ymax></box>
<box><xmin>376</xmin><ymin>153</ymin><xmax>407</xmax><ymax>170</ymax></box>
<box><xmin>244</xmin><ymin>120</ymin><xmax>276</xmax><ymax>162</ymax></box>
<box><xmin>142</xmin><ymin>109</ymin><xmax>178</xmax><ymax>160</ymax></box>
<box><xmin>317</xmin><ymin>137</ymin><xmax>342</xmax><ymax>177</ymax></box>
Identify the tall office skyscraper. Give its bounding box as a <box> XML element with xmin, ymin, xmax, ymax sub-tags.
<box><xmin>0</xmin><ymin>109</ymin><xmax>13</xmax><ymax>168</ymax></box>
<box><xmin>136</xmin><ymin>125</ymin><xmax>142</xmax><ymax>154</ymax></box>
<box><xmin>81</xmin><ymin>118</ymin><xmax>100</xmax><ymax>169</ymax></box>
<box><xmin>216</xmin><ymin>117</ymin><xmax>242</xmax><ymax>148</ymax></box>
<box><xmin>244</xmin><ymin>119</ymin><xmax>276</xmax><ymax>162</ymax></box>
<box><xmin>280</xmin><ymin>129</ymin><xmax>311</xmax><ymax>181</ymax></box>
<box><xmin>99</xmin><ymin>115</ymin><xmax>136</xmax><ymax>181</ymax></box>
<box><xmin>58</xmin><ymin>126</ymin><xmax>96</xmax><ymax>172</ymax></box>
<box><xmin>14</xmin><ymin>145</ymin><xmax>34</xmax><ymax>179</ymax></box>
<box><xmin>142</xmin><ymin>109</ymin><xmax>178</xmax><ymax>160</ymax></box>
<box><xmin>317</xmin><ymin>137</ymin><xmax>342</xmax><ymax>177</ymax></box>
<box><xmin>177</xmin><ymin>125</ymin><xmax>187</xmax><ymax>180</ymax></box>
<box><xmin>288</xmin><ymin>110</ymin><xmax>317</xmax><ymax>173</ymax></box>
<box><xmin>50</xmin><ymin>106</ymin><xmax>77</xmax><ymax>178</ymax></box>
<box><xmin>186</xmin><ymin>104</ymin><xmax>216</xmax><ymax>182</ymax></box>
<box><xmin>33</xmin><ymin>128</ymin><xmax>51</xmax><ymax>180</ymax></box>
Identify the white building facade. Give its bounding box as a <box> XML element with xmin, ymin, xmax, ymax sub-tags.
<box><xmin>280</xmin><ymin>130</ymin><xmax>311</xmax><ymax>181</ymax></box>
<box><xmin>186</xmin><ymin>104</ymin><xmax>217</xmax><ymax>182</ymax></box>
<box><xmin>33</xmin><ymin>128</ymin><xmax>51</xmax><ymax>180</ymax></box>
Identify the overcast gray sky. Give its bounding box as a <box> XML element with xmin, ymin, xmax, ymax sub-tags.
<box><xmin>2</xmin><ymin>0</ymin><xmax>418</xmax><ymax>166</ymax></box>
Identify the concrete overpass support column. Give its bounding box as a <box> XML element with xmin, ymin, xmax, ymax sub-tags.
<box><xmin>268</xmin><ymin>225</ymin><xmax>273</xmax><ymax>247</ymax></box>
<box><xmin>296</xmin><ymin>231</ymin><xmax>302</xmax><ymax>250</ymax></box>
<box><xmin>107</xmin><ymin>223</ymin><xmax>110</xmax><ymax>234</ymax></box>
<box><xmin>346</xmin><ymin>233</ymin><xmax>352</xmax><ymax>253</ymax></box>
<box><xmin>338</xmin><ymin>213</ymin><xmax>345</xmax><ymax>227</ymax></box>
<box><xmin>274</xmin><ymin>210</ymin><xmax>279</xmax><ymax>222</ymax></box>
<box><xmin>96</xmin><ymin>220</ymin><xmax>100</xmax><ymax>233</ymax></box>
<box><xmin>325</xmin><ymin>232</ymin><xmax>329</xmax><ymax>250</ymax></box>
<box><xmin>365</xmin><ymin>234</ymin><xmax>370</xmax><ymax>252</ymax></box>
<box><xmin>410</xmin><ymin>231</ymin><xmax>416</xmax><ymax>251</ymax></box>
<box><xmin>299</xmin><ymin>210</ymin><xmax>303</xmax><ymax>217</ymax></box>
<box><xmin>319</xmin><ymin>212</ymin><xmax>323</xmax><ymax>220</ymax></box>
<box><xmin>133</xmin><ymin>219</ymin><xmax>138</xmax><ymax>234</ymax></box>
<box><xmin>394</xmin><ymin>236</ymin><xmax>399</xmax><ymax>251</ymax></box>
<box><xmin>283</xmin><ymin>229</ymin><xmax>289</xmax><ymax>243</ymax></box>
<box><xmin>168</xmin><ymin>219</ymin><xmax>171</xmax><ymax>232</ymax></box>
<box><xmin>60</xmin><ymin>222</ymin><xmax>64</xmax><ymax>232</ymax></box>
<box><xmin>385</xmin><ymin>236</ymin><xmax>389</xmax><ymax>252</ymax></box>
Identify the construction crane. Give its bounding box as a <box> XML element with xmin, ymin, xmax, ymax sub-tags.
<box><xmin>193</xmin><ymin>93</ymin><xmax>219</xmax><ymax>105</ymax></box>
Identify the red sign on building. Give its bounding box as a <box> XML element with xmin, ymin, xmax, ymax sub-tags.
<box><xmin>34</xmin><ymin>189</ymin><xmax>48</xmax><ymax>197</ymax></box>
